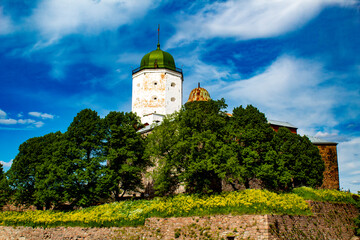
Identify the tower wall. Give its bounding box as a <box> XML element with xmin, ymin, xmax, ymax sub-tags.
<box><xmin>315</xmin><ymin>144</ymin><xmax>340</xmax><ymax>190</ymax></box>
<box><xmin>132</xmin><ymin>68</ymin><xmax>182</xmax><ymax>124</ymax></box>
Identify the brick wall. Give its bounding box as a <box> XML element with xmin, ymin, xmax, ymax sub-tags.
<box><xmin>315</xmin><ymin>144</ymin><xmax>340</xmax><ymax>190</ymax></box>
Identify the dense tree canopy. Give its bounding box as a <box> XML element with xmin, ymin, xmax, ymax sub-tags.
<box><xmin>6</xmin><ymin>109</ymin><xmax>146</xmax><ymax>209</ymax></box>
<box><xmin>146</xmin><ymin>99</ymin><xmax>236</xmax><ymax>195</ymax></box>
<box><xmin>146</xmin><ymin>100</ymin><xmax>324</xmax><ymax>195</ymax></box>
<box><xmin>4</xmin><ymin>101</ymin><xmax>325</xmax><ymax>208</ymax></box>
<box><xmin>103</xmin><ymin>111</ymin><xmax>148</xmax><ymax>200</ymax></box>
<box><xmin>7</xmin><ymin>132</ymin><xmax>63</xmax><ymax>208</ymax></box>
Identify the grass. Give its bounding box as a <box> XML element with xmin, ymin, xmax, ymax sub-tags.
<box><xmin>0</xmin><ymin>188</ymin><xmax>358</xmax><ymax>228</ymax></box>
<box><xmin>293</xmin><ymin>187</ymin><xmax>358</xmax><ymax>205</ymax></box>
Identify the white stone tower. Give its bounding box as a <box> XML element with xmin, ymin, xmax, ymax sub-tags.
<box><xmin>132</xmin><ymin>41</ymin><xmax>183</xmax><ymax>124</ymax></box>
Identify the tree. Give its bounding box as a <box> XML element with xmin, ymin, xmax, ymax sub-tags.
<box><xmin>147</xmin><ymin>101</ymin><xmax>324</xmax><ymax>194</ymax></box>
<box><xmin>103</xmin><ymin>111</ymin><xmax>147</xmax><ymax>200</ymax></box>
<box><xmin>33</xmin><ymin>134</ymin><xmax>80</xmax><ymax>209</ymax></box>
<box><xmin>271</xmin><ymin>127</ymin><xmax>324</xmax><ymax>189</ymax></box>
<box><xmin>144</xmin><ymin>114</ymin><xmax>182</xmax><ymax>195</ymax></box>
<box><xmin>228</xmin><ymin>105</ymin><xmax>324</xmax><ymax>191</ymax></box>
<box><xmin>0</xmin><ymin>163</ymin><xmax>11</xmax><ymax>208</ymax></box>
<box><xmin>227</xmin><ymin>105</ymin><xmax>276</xmax><ymax>189</ymax></box>
<box><xmin>65</xmin><ymin>109</ymin><xmax>110</xmax><ymax>207</ymax></box>
<box><xmin>147</xmin><ymin>99</ymin><xmax>238</xmax><ymax>195</ymax></box>
<box><xmin>7</xmin><ymin>132</ymin><xmax>62</xmax><ymax>209</ymax></box>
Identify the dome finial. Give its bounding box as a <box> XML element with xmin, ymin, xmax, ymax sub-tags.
<box><xmin>157</xmin><ymin>24</ymin><xmax>160</xmax><ymax>49</ymax></box>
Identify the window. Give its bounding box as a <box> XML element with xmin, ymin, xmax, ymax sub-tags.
<box><xmin>154</xmin><ymin>82</ymin><xmax>158</xmax><ymax>86</ymax></box>
<box><xmin>153</xmin><ymin>96</ymin><xmax>157</xmax><ymax>101</ymax></box>
<box><xmin>137</xmin><ymin>83</ymin><xmax>140</xmax><ymax>87</ymax></box>
<box><xmin>171</xmin><ymin>97</ymin><xmax>175</xmax><ymax>102</ymax></box>
<box><xmin>171</xmin><ymin>82</ymin><xmax>176</xmax><ymax>87</ymax></box>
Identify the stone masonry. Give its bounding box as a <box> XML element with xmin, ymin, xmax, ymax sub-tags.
<box><xmin>316</xmin><ymin>144</ymin><xmax>340</xmax><ymax>190</ymax></box>
<box><xmin>0</xmin><ymin>201</ymin><xmax>358</xmax><ymax>240</ymax></box>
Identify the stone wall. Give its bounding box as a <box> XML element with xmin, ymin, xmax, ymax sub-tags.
<box><xmin>0</xmin><ymin>201</ymin><xmax>358</xmax><ymax>240</ymax></box>
<box><xmin>316</xmin><ymin>144</ymin><xmax>340</xmax><ymax>190</ymax></box>
<box><xmin>268</xmin><ymin>201</ymin><xmax>358</xmax><ymax>240</ymax></box>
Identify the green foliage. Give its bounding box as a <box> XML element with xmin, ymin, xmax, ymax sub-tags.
<box><xmin>0</xmin><ymin>163</ymin><xmax>11</xmax><ymax>208</ymax></box>
<box><xmin>272</xmin><ymin>129</ymin><xmax>324</xmax><ymax>189</ymax></box>
<box><xmin>103</xmin><ymin>111</ymin><xmax>147</xmax><ymax>200</ymax></box>
<box><xmin>7</xmin><ymin>132</ymin><xmax>63</xmax><ymax>208</ymax></box>
<box><xmin>66</xmin><ymin>109</ymin><xmax>104</xmax><ymax>162</ymax></box>
<box><xmin>145</xmin><ymin>114</ymin><xmax>182</xmax><ymax>195</ymax></box>
<box><xmin>7</xmin><ymin>108</ymin><xmax>147</xmax><ymax>209</ymax></box>
<box><xmin>147</xmin><ymin>99</ymin><xmax>237</xmax><ymax>194</ymax></box>
<box><xmin>33</xmin><ymin>133</ymin><xmax>79</xmax><ymax>209</ymax></box>
<box><xmin>147</xmin><ymin>100</ymin><xmax>325</xmax><ymax>194</ymax></box>
<box><xmin>62</xmin><ymin>109</ymin><xmax>110</xmax><ymax>207</ymax></box>
<box><xmin>227</xmin><ymin>105</ymin><xmax>275</xmax><ymax>189</ymax></box>
<box><xmin>7</xmin><ymin>99</ymin><xmax>327</xmax><ymax>209</ymax></box>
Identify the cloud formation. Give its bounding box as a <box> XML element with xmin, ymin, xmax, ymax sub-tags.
<box><xmin>338</xmin><ymin>137</ymin><xmax>360</xmax><ymax>191</ymax></box>
<box><xmin>28</xmin><ymin>0</ymin><xmax>156</xmax><ymax>43</ymax></box>
<box><xmin>168</xmin><ymin>0</ymin><xmax>357</xmax><ymax>46</ymax></box>
<box><xmin>29</xmin><ymin>111</ymin><xmax>55</xmax><ymax>119</ymax></box>
<box><xmin>0</xmin><ymin>109</ymin><xmax>6</xmax><ymax>118</ymax></box>
<box><xmin>0</xmin><ymin>109</ymin><xmax>47</xmax><ymax>128</ymax></box>
<box><xmin>0</xmin><ymin>7</ymin><xmax>14</xmax><ymax>35</ymax></box>
<box><xmin>218</xmin><ymin>55</ymin><xmax>339</xmax><ymax>131</ymax></box>
<box><xmin>0</xmin><ymin>159</ymin><xmax>13</xmax><ymax>168</ymax></box>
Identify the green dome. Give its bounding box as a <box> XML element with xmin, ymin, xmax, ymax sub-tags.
<box><xmin>140</xmin><ymin>44</ymin><xmax>176</xmax><ymax>71</ymax></box>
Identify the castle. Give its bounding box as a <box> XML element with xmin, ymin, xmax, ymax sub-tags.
<box><xmin>132</xmin><ymin>40</ymin><xmax>339</xmax><ymax>190</ymax></box>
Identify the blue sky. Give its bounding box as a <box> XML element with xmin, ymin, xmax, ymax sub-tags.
<box><xmin>1</xmin><ymin>0</ymin><xmax>359</xmax><ymax>192</ymax></box>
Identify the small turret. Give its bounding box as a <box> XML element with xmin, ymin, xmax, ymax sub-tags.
<box><xmin>187</xmin><ymin>83</ymin><xmax>211</xmax><ymax>102</ymax></box>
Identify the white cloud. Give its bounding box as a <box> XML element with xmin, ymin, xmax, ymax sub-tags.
<box><xmin>338</xmin><ymin>137</ymin><xmax>360</xmax><ymax>192</ymax></box>
<box><xmin>17</xmin><ymin>119</ymin><xmax>36</xmax><ymax>124</ymax></box>
<box><xmin>313</xmin><ymin>131</ymin><xmax>349</xmax><ymax>143</ymax></box>
<box><xmin>0</xmin><ymin>7</ymin><xmax>14</xmax><ymax>35</ymax></box>
<box><xmin>216</xmin><ymin>55</ymin><xmax>339</xmax><ymax>132</ymax></box>
<box><xmin>0</xmin><ymin>109</ymin><xmax>6</xmax><ymax>118</ymax></box>
<box><xmin>315</xmin><ymin>131</ymin><xmax>340</xmax><ymax>138</ymax></box>
<box><xmin>0</xmin><ymin>110</ymin><xmax>46</xmax><ymax>128</ymax></box>
<box><xmin>174</xmin><ymin>47</ymin><xmax>238</xmax><ymax>101</ymax></box>
<box><xmin>168</xmin><ymin>0</ymin><xmax>357</xmax><ymax>46</ymax></box>
<box><xmin>29</xmin><ymin>111</ymin><xmax>55</xmax><ymax>119</ymax></box>
<box><xmin>0</xmin><ymin>159</ymin><xmax>13</xmax><ymax>168</ymax></box>
<box><xmin>0</xmin><ymin>118</ymin><xmax>17</xmax><ymax>125</ymax></box>
<box><xmin>28</xmin><ymin>0</ymin><xmax>157</xmax><ymax>43</ymax></box>
<box><xmin>34</xmin><ymin>121</ymin><xmax>44</xmax><ymax>128</ymax></box>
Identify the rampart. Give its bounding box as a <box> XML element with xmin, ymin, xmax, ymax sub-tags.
<box><xmin>0</xmin><ymin>201</ymin><xmax>358</xmax><ymax>240</ymax></box>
